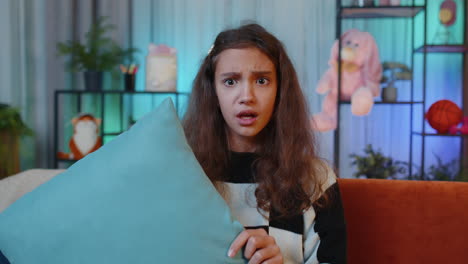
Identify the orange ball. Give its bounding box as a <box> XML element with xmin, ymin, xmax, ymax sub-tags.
<box><xmin>425</xmin><ymin>100</ymin><xmax>463</xmax><ymax>134</ymax></box>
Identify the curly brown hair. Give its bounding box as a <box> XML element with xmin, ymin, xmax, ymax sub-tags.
<box><xmin>183</xmin><ymin>23</ymin><xmax>329</xmax><ymax>219</ymax></box>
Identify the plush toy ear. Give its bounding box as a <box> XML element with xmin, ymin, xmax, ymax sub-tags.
<box><xmin>341</xmin><ymin>29</ymin><xmax>359</xmax><ymax>41</ymax></box>
<box><xmin>329</xmin><ymin>39</ymin><xmax>339</xmax><ymax>66</ymax></box>
<box><xmin>362</xmin><ymin>33</ymin><xmax>382</xmax><ymax>97</ymax></box>
<box><xmin>95</xmin><ymin>118</ymin><xmax>102</xmax><ymax>127</ymax></box>
<box><xmin>71</xmin><ymin>117</ymin><xmax>78</xmax><ymax>126</ymax></box>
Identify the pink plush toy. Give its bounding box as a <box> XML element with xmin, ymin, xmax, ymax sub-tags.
<box><xmin>312</xmin><ymin>29</ymin><xmax>382</xmax><ymax>132</ymax></box>
<box><xmin>449</xmin><ymin>117</ymin><xmax>468</xmax><ymax>135</ymax></box>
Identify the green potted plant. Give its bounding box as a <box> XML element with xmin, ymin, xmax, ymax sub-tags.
<box><xmin>0</xmin><ymin>104</ymin><xmax>34</xmax><ymax>179</ymax></box>
<box><xmin>57</xmin><ymin>16</ymin><xmax>138</xmax><ymax>91</ymax></box>
<box><xmin>380</xmin><ymin>61</ymin><xmax>412</xmax><ymax>102</ymax></box>
<box><xmin>349</xmin><ymin>144</ymin><xmax>408</xmax><ymax>179</ymax></box>
<box><xmin>421</xmin><ymin>155</ymin><xmax>468</xmax><ymax>182</ymax></box>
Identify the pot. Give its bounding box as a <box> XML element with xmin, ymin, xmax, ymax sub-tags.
<box><xmin>84</xmin><ymin>71</ymin><xmax>103</xmax><ymax>91</ymax></box>
<box><xmin>382</xmin><ymin>85</ymin><xmax>397</xmax><ymax>102</ymax></box>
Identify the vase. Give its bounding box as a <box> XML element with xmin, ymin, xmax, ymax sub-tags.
<box><xmin>84</xmin><ymin>71</ymin><xmax>103</xmax><ymax>91</ymax></box>
<box><xmin>382</xmin><ymin>85</ymin><xmax>397</xmax><ymax>102</ymax></box>
<box><xmin>0</xmin><ymin>131</ymin><xmax>20</xmax><ymax>179</ymax></box>
<box><xmin>124</xmin><ymin>73</ymin><xmax>136</xmax><ymax>92</ymax></box>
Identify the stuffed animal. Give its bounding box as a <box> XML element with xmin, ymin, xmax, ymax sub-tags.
<box><xmin>57</xmin><ymin>113</ymin><xmax>102</xmax><ymax>160</ymax></box>
<box><xmin>449</xmin><ymin>117</ymin><xmax>468</xmax><ymax>135</ymax></box>
<box><xmin>312</xmin><ymin>29</ymin><xmax>382</xmax><ymax>132</ymax></box>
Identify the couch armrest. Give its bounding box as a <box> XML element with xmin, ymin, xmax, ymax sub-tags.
<box><xmin>0</xmin><ymin>169</ymin><xmax>65</xmax><ymax>213</ymax></box>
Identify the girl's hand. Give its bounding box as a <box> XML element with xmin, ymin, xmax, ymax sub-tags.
<box><xmin>228</xmin><ymin>229</ymin><xmax>283</xmax><ymax>264</ymax></box>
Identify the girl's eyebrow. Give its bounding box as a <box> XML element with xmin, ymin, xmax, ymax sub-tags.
<box><xmin>220</xmin><ymin>72</ymin><xmax>240</xmax><ymax>77</ymax></box>
<box><xmin>220</xmin><ymin>71</ymin><xmax>273</xmax><ymax>77</ymax></box>
<box><xmin>251</xmin><ymin>71</ymin><xmax>273</xmax><ymax>75</ymax></box>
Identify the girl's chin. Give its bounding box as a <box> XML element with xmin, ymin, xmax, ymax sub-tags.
<box><xmin>236</xmin><ymin>127</ymin><xmax>262</xmax><ymax>138</ymax></box>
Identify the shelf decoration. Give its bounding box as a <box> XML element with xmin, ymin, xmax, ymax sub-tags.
<box><xmin>425</xmin><ymin>100</ymin><xmax>463</xmax><ymax>134</ymax></box>
<box><xmin>449</xmin><ymin>117</ymin><xmax>468</xmax><ymax>135</ymax></box>
<box><xmin>380</xmin><ymin>61</ymin><xmax>412</xmax><ymax>102</ymax></box>
<box><xmin>433</xmin><ymin>0</ymin><xmax>458</xmax><ymax>44</ymax></box>
<box><xmin>313</xmin><ymin>29</ymin><xmax>382</xmax><ymax>132</ymax></box>
<box><xmin>57</xmin><ymin>114</ymin><xmax>102</xmax><ymax>161</ymax></box>
<box><xmin>349</xmin><ymin>144</ymin><xmax>408</xmax><ymax>180</ymax></box>
<box><xmin>145</xmin><ymin>44</ymin><xmax>177</xmax><ymax>92</ymax></box>
<box><xmin>120</xmin><ymin>64</ymin><xmax>139</xmax><ymax>92</ymax></box>
<box><xmin>0</xmin><ymin>104</ymin><xmax>34</xmax><ymax>178</ymax></box>
<box><xmin>378</xmin><ymin>0</ymin><xmax>400</xmax><ymax>6</ymax></box>
<box><xmin>351</xmin><ymin>0</ymin><xmax>374</xmax><ymax>6</ymax></box>
<box><xmin>424</xmin><ymin>155</ymin><xmax>468</xmax><ymax>181</ymax></box>
<box><xmin>57</xmin><ymin>17</ymin><xmax>139</xmax><ymax>91</ymax></box>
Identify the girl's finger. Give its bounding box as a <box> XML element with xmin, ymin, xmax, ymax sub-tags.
<box><xmin>247</xmin><ymin>244</ymin><xmax>281</xmax><ymax>264</ymax></box>
<box><xmin>244</xmin><ymin>235</ymin><xmax>275</xmax><ymax>259</ymax></box>
<box><xmin>260</xmin><ymin>253</ymin><xmax>283</xmax><ymax>264</ymax></box>
<box><xmin>228</xmin><ymin>229</ymin><xmax>268</xmax><ymax>257</ymax></box>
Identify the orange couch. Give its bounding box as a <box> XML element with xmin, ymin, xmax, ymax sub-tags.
<box><xmin>338</xmin><ymin>178</ymin><xmax>468</xmax><ymax>264</ymax></box>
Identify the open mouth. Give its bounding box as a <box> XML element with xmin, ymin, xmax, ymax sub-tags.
<box><xmin>236</xmin><ymin>111</ymin><xmax>258</xmax><ymax>119</ymax></box>
<box><xmin>236</xmin><ymin>111</ymin><xmax>258</xmax><ymax>126</ymax></box>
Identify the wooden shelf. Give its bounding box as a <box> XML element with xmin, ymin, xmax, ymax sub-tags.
<box><xmin>339</xmin><ymin>101</ymin><xmax>423</xmax><ymax>105</ymax></box>
<box><xmin>414</xmin><ymin>45</ymin><xmax>468</xmax><ymax>53</ymax></box>
<box><xmin>103</xmin><ymin>132</ymin><xmax>123</xmax><ymax>136</ymax></box>
<box><xmin>57</xmin><ymin>158</ymin><xmax>79</xmax><ymax>162</ymax></box>
<box><xmin>55</xmin><ymin>90</ymin><xmax>190</xmax><ymax>95</ymax></box>
<box><xmin>412</xmin><ymin>132</ymin><xmax>468</xmax><ymax>137</ymax></box>
<box><xmin>340</xmin><ymin>6</ymin><xmax>424</xmax><ymax>19</ymax></box>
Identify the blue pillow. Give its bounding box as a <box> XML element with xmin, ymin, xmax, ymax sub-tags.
<box><xmin>0</xmin><ymin>98</ymin><xmax>246</xmax><ymax>264</ymax></box>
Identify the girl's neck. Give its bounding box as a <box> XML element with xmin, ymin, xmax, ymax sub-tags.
<box><xmin>228</xmin><ymin>140</ymin><xmax>256</xmax><ymax>153</ymax></box>
<box><xmin>227</xmin><ymin>131</ymin><xmax>257</xmax><ymax>153</ymax></box>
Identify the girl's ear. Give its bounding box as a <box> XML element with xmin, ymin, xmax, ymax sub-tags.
<box><xmin>95</xmin><ymin>118</ymin><xmax>102</xmax><ymax>126</ymax></box>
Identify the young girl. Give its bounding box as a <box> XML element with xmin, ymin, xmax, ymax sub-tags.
<box><xmin>183</xmin><ymin>24</ymin><xmax>346</xmax><ymax>264</ymax></box>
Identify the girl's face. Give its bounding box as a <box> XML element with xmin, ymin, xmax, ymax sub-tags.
<box><xmin>214</xmin><ymin>47</ymin><xmax>277</xmax><ymax>152</ymax></box>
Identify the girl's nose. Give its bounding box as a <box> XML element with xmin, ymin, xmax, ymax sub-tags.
<box><xmin>239</xmin><ymin>82</ymin><xmax>255</xmax><ymax>104</ymax></box>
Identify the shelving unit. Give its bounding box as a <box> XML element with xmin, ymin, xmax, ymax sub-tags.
<box><xmin>410</xmin><ymin>0</ymin><xmax>466</xmax><ymax>179</ymax></box>
<box><xmin>334</xmin><ymin>1</ymin><xmax>425</xmax><ymax>178</ymax></box>
<box><xmin>53</xmin><ymin>90</ymin><xmax>190</xmax><ymax>168</ymax></box>
<box><xmin>334</xmin><ymin>0</ymin><xmax>466</xmax><ymax>180</ymax></box>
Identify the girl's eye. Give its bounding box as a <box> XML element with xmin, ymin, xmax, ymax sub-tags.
<box><xmin>223</xmin><ymin>79</ymin><xmax>236</xmax><ymax>86</ymax></box>
<box><xmin>354</xmin><ymin>43</ymin><xmax>359</xmax><ymax>47</ymax></box>
<box><xmin>346</xmin><ymin>40</ymin><xmax>351</xmax><ymax>45</ymax></box>
<box><xmin>257</xmin><ymin>78</ymin><xmax>269</xmax><ymax>85</ymax></box>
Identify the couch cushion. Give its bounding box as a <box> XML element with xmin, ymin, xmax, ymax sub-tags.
<box><xmin>339</xmin><ymin>178</ymin><xmax>468</xmax><ymax>264</ymax></box>
<box><xmin>0</xmin><ymin>98</ymin><xmax>246</xmax><ymax>264</ymax></box>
